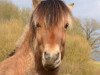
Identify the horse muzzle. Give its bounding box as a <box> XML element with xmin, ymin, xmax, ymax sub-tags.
<box><xmin>42</xmin><ymin>51</ymin><xmax>61</xmax><ymax>70</ymax></box>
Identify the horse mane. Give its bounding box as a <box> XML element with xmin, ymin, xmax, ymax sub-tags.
<box><xmin>16</xmin><ymin>25</ymin><xmax>30</xmax><ymax>48</ymax></box>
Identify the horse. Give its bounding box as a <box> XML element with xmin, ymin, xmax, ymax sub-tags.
<box><xmin>0</xmin><ymin>0</ymin><xmax>74</xmax><ymax>75</ymax></box>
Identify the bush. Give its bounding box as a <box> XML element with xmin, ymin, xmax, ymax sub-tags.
<box><xmin>0</xmin><ymin>0</ymin><xmax>20</xmax><ymax>20</ymax></box>
<box><xmin>0</xmin><ymin>0</ymin><xmax>30</xmax><ymax>23</ymax></box>
<box><xmin>59</xmin><ymin>35</ymin><xmax>94</xmax><ymax>75</ymax></box>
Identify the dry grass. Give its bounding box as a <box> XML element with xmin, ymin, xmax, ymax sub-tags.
<box><xmin>0</xmin><ymin>19</ymin><xmax>24</xmax><ymax>61</ymax></box>
<box><xmin>59</xmin><ymin>35</ymin><xmax>94</xmax><ymax>75</ymax></box>
<box><xmin>92</xmin><ymin>61</ymin><xmax>100</xmax><ymax>75</ymax></box>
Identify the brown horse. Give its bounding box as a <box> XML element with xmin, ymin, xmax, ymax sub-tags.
<box><xmin>0</xmin><ymin>0</ymin><xmax>74</xmax><ymax>75</ymax></box>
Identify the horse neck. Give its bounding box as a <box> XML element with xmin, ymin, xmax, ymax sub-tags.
<box><xmin>16</xmin><ymin>26</ymin><xmax>35</xmax><ymax>54</ymax></box>
<box><xmin>34</xmin><ymin>49</ymin><xmax>59</xmax><ymax>75</ymax></box>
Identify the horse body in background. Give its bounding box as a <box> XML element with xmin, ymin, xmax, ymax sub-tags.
<box><xmin>0</xmin><ymin>0</ymin><xmax>74</xmax><ymax>75</ymax></box>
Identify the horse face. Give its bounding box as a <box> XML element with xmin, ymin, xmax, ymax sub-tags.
<box><xmin>35</xmin><ymin>23</ymin><xmax>68</xmax><ymax>70</ymax></box>
<box><xmin>32</xmin><ymin>0</ymin><xmax>74</xmax><ymax>71</ymax></box>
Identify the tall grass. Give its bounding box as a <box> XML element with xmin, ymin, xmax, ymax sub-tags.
<box><xmin>0</xmin><ymin>0</ymin><xmax>30</xmax><ymax>61</ymax></box>
<box><xmin>59</xmin><ymin>35</ymin><xmax>94</xmax><ymax>75</ymax></box>
<box><xmin>0</xmin><ymin>0</ymin><xmax>19</xmax><ymax>20</ymax></box>
<box><xmin>0</xmin><ymin>0</ymin><xmax>30</xmax><ymax>23</ymax></box>
<box><xmin>0</xmin><ymin>19</ymin><xmax>24</xmax><ymax>61</ymax></box>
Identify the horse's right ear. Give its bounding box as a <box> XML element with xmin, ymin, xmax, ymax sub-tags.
<box><xmin>67</xmin><ymin>3</ymin><xmax>74</xmax><ymax>11</ymax></box>
<box><xmin>32</xmin><ymin>0</ymin><xmax>41</xmax><ymax>7</ymax></box>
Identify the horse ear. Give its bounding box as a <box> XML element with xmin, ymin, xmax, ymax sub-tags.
<box><xmin>32</xmin><ymin>0</ymin><xmax>41</xmax><ymax>8</ymax></box>
<box><xmin>67</xmin><ymin>3</ymin><xmax>74</xmax><ymax>10</ymax></box>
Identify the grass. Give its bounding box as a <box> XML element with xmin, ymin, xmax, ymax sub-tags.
<box><xmin>94</xmin><ymin>61</ymin><xmax>100</xmax><ymax>66</ymax></box>
<box><xmin>59</xmin><ymin>35</ymin><xmax>94</xmax><ymax>75</ymax></box>
<box><xmin>93</xmin><ymin>61</ymin><xmax>100</xmax><ymax>75</ymax></box>
<box><xmin>0</xmin><ymin>19</ymin><xmax>24</xmax><ymax>61</ymax></box>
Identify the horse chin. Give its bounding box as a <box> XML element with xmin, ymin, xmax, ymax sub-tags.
<box><xmin>42</xmin><ymin>61</ymin><xmax>61</xmax><ymax>71</ymax></box>
<box><xmin>43</xmin><ymin>65</ymin><xmax>59</xmax><ymax>71</ymax></box>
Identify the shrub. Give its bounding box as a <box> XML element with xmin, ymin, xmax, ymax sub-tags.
<box><xmin>0</xmin><ymin>0</ymin><xmax>30</xmax><ymax>23</ymax></box>
<box><xmin>59</xmin><ymin>35</ymin><xmax>94</xmax><ymax>75</ymax></box>
<box><xmin>0</xmin><ymin>0</ymin><xmax>20</xmax><ymax>20</ymax></box>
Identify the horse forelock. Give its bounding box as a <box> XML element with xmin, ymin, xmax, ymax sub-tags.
<box><xmin>32</xmin><ymin>0</ymin><xmax>72</xmax><ymax>27</ymax></box>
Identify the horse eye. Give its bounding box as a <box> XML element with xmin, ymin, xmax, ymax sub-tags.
<box><xmin>36</xmin><ymin>23</ymin><xmax>41</xmax><ymax>28</ymax></box>
<box><xmin>64</xmin><ymin>23</ymin><xmax>69</xmax><ymax>29</ymax></box>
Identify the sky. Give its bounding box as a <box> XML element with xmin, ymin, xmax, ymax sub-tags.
<box><xmin>10</xmin><ymin>0</ymin><xmax>100</xmax><ymax>22</ymax></box>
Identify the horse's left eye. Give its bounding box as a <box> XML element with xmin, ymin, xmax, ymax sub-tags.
<box><xmin>35</xmin><ymin>23</ymin><xmax>41</xmax><ymax>28</ymax></box>
<box><xmin>64</xmin><ymin>23</ymin><xmax>69</xmax><ymax>29</ymax></box>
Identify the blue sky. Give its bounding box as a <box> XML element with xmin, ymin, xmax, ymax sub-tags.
<box><xmin>10</xmin><ymin>0</ymin><xmax>100</xmax><ymax>21</ymax></box>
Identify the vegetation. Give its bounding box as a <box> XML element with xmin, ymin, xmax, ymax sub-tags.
<box><xmin>0</xmin><ymin>19</ymin><xmax>24</xmax><ymax>61</ymax></box>
<box><xmin>0</xmin><ymin>0</ymin><xmax>19</xmax><ymax>20</ymax></box>
<box><xmin>81</xmin><ymin>19</ymin><xmax>100</xmax><ymax>50</ymax></box>
<box><xmin>60</xmin><ymin>35</ymin><xmax>94</xmax><ymax>75</ymax></box>
<box><xmin>0</xmin><ymin>1</ymin><xmax>100</xmax><ymax>75</ymax></box>
<box><xmin>0</xmin><ymin>0</ymin><xmax>30</xmax><ymax>23</ymax></box>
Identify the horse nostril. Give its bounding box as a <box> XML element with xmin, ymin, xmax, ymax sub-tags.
<box><xmin>43</xmin><ymin>52</ymin><xmax>60</xmax><ymax>62</ymax></box>
<box><xmin>44</xmin><ymin>52</ymin><xmax>51</xmax><ymax>60</ymax></box>
<box><xmin>54</xmin><ymin>53</ymin><xmax>60</xmax><ymax>61</ymax></box>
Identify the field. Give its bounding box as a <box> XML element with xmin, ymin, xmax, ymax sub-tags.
<box><xmin>0</xmin><ymin>19</ymin><xmax>24</xmax><ymax>61</ymax></box>
<box><xmin>93</xmin><ymin>61</ymin><xmax>100</xmax><ymax>75</ymax></box>
<box><xmin>0</xmin><ymin>1</ymin><xmax>100</xmax><ymax>75</ymax></box>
